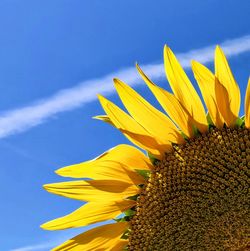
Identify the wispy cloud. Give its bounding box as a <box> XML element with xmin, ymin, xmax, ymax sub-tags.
<box><xmin>10</xmin><ymin>243</ymin><xmax>54</xmax><ymax>251</ymax></box>
<box><xmin>10</xmin><ymin>232</ymin><xmax>78</xmax><ymax>251</ymax></box>
<box><xmin>10</xmin><ymin>224</ymin><xmax>102</xmax><ymax>251</ymax></box>
<box><xmin>1</xmin><ymin>35</ymin><xmax>250</xmax><ymax>139</ymax></box>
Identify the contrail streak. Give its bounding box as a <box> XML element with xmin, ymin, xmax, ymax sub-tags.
<box><xmin>0</xmin><ymin>35</ymin><xmax>250</xmax><ymax>139</ymax></box>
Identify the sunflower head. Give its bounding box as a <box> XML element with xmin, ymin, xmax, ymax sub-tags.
<box><xmin>41</xmin><ymin>45</ymin><xmax>250</xmax><ymax>251</ymax></box>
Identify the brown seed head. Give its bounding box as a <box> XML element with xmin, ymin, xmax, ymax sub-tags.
<box><xmin>128</xmin><ymin>128</ymin><xmax>250</xmax><ymax>250</ymax></box>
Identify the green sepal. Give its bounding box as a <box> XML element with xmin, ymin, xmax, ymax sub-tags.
<box><xmin>114</xmin><ymin>217</ymin><xmax>127</xmax><ymax>222</ymax></box>
<box><xmin>124</xmin><ymin>208</ymin><xmax>135</xmax><ymax>217</ymax></box>
<box><xmin>136</xmin><ymin>169</ymin><xmax>150</xmax><ymax>179</ymax></box>
<box><xmin>235</xmin><ymin>116</ymin><xmax>245</xmax><ymax>128</ymax></box>
<box><xmin>147</xmin><ymin>152</ymin><xmax>160</xmax><ymax>165</ymax></box>
<box><xmin>114</xmin><ymin>216</ymin><xmax>131</xmax><ymax>222</ymax></box>
<box><xmin>114</xmin><ymin>208</ymin><xmax>135</xmax><ymax>228</ymax></box>
<box><xmin>206</xmin><ymin>113</ymin><xmax>215</xmax><ymax>130</ymax></box>
<box><xmin>127</xmin><ymin>194</ymin><xmax>139</xmax><ymax>201</ymax></box>
<box><xmin>120</xmin><ymin>228</ymin><xmax>130</xmax><ymax>240</ymax></box>
<box><xmin>181</xmin><ymin>131</ymin><xmax>189</xmax><ymax>141</ymax></box>
<box><xmin>192</xmin><ymin>125</ymin><xmax>201</xmax><ymax>137</ymax></box>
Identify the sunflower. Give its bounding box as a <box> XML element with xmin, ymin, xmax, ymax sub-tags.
<box><xmin>41</xmin><ymin>46</ymin><xmax>250</xmax><ymax>250</ymax></box>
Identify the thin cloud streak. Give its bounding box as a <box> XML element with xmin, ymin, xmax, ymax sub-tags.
<box><xmin>10</xmin><ymin>243</ymin><xmax>54</xmax><ymax>251</ymax></box>
<box><xmin>1</xmin><ymin>35</ymin><xmax>250</xmax><ymax>139</ymax></box>
<box><xmin>10</xmin><ymin>224</ymin><xmax>105</xmax><ymax>251</ymax></box>
<box><xmin>10</xmin><ymin>232</ymin><xmax>79</xmax><ymax>251</ymax></box>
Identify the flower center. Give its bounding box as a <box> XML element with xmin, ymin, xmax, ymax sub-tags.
<box><xmin>128</xmin><ymin>128</ymin><xmax>250</xmax><ymax>250</ymax></box>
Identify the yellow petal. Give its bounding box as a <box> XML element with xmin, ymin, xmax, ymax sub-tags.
<box><xmin>164</xmin><ymin>46</ymin><xmax>207</xmax><ymax>133</ymax></box>
<box><xmin>52</xmin><ymin>222</ymin><xmax>128</xmax><ymax>251</ymax></box>
<box><xmin>57</xmin><ymin>161</ymin><xmax>144</xmax><ymax>185</ymax></box>
<box><xmin>136</xmin><ymin>64</ymin><xmax>193</xmax><ymax>137</ymax></box>
<box><xmin>215</xmin><ymin>46</ymin><xmax>240</xmax><ymax>119</ymax></box>
<box><xmin>214</xmin><ymin>77</ymin><xmax>237</xmax><ymax>126</ymax></box>
<box><xmin>44</xmin><ymin>180</ymin><xmax>140</xmax><ymax>202</ymax></box>
<box><xmin>56</xmin><ymin>144</ymin><xmax>152</xmax><ymax>182</ymax></box>
<box><xmin>110</xmin><ymin>239</ymin><xmax>128</xmax><ymax>251</ymax></box>
<box><xmin>245</xmin><ymin>78</ymin><xmax>250</xmax><ymax>128</ymax></box>
<box><xmin>191</xmin><ymin>60</ymin><xmax>224</xmax><ymax>128</ymax></box>
<box><xmin>98</xmin><ymin>95</ymin><xmax>168</xmax><ymax>157</ymax></box>
<box><xmin>114</xmin><ymin>78</ymin><xmax>184</xmax><ymax>144</ymax></box>
<box><xmin>41</xmin><ymin>200</ymin><xmax>134</xmax><ymax>230</ymax></box>
<box><xmin>93</xmin><ymin>115</ymin><xmax>114</xmax><ymax>126</ymax></box>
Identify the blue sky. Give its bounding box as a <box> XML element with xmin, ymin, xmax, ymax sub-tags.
<box><xmin>0</xmin><ymin>0</ymin><xmax>249</xmax><ymax>250</ymax></box>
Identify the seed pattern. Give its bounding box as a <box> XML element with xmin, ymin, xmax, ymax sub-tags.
<box><xmin>128</xmin><ymin>128</ymin><xmax>250</xmax><ymax>251</ymax></box>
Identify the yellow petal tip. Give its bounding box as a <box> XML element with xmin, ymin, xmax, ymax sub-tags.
<box><xmin>40</xmin><ymin>223</ymin><xmax>48</xmax><ymax>230</ymax></box>
<box><xmin>191</xmin><ymin>60</ymin><xmax>200</xmax><ymax>70</ymax></box>
<box><xmin>43</xmin><ymin>184</ymin><xmax>49</xmax><ymax>190</ymax></box>
<box><xmin>136</xmin><ymin>63</ymin><xmax>142</xmax><ymax>73</ymax></box>
<box><xmin>135</xmin><ymin>62</ymin><xmax>140</xmax><ymax>69</ymax></box>
<box><xmin>55</xmin><ymin>168</ymin><xmax>64</xmax><ymax>176</ymax></box>
<box><xmin>98</xmin><ymin>94</ymin><xmax>108</xmax><ymax>106</ymax></box>
<box><xmin>97</xmin><ymin>94</ymin><xmax>104</xmax><ymax>100</ymax></box>
<box><xmin>93</xmin><ymin>115</ymin><xmax>113</xmax><ymax>125</ymax></box>
<box><xmin>113</xmin><ymin>78</ymin><xmax>123</xmax><ymax>86</ymax></box>
<box><xmin>215</xmin><ymin>45</ymin><xmax>224</xmax><ymax>55</ymax></box>
<box><xmin>92</xmin><ymin>115</ymin><xmax>107</xmax><ymax>120</ymax></box>
<box><xmin>114</xmin><ymin>78</ymin><xmax>126</xmax><ymax>90</ymax></box>
<box><xmin>164</xmin><ymin>44</ymin><xmax>172</xmax><ymax>53</ymax></box>
<box><xmin>190</xmin><ymin>59</ymin><xmax>196</xmax><ymax>65</ymax></box>
<box><xmin>40</xmin><ymin>223</ymin><xmax>53</xmax><ymax>231</ymax></box>
<box><xmin>215</xmin><ymin>44</ymin><xmax>221</xmax><ymax>50</ymax></box>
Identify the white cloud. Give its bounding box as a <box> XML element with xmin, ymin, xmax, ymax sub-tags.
<box><xmin>0</xmin><ymin>35</ymin><xmax>250</xmax><ymax>139</ymax></box>
<box><xmin>9</xmin><ymin>232</ymin><xmax>78</xmax><ymax>251</ymax></box>
<box><xmin>9</xmin><ymin>225</ymin><xmax>102</xmax><ymax>251</ymax></box>
<box><xmin>10</xmin><ymin>243</ymin><xmax>54</xmax><ymax>251</ymax></box>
